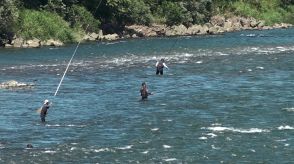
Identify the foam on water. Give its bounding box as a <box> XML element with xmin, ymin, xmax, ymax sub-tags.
<box><xmin>116</xmin><ymin>145</ymin><xmax>133</xmax><ymax>150</ymax></box>
<box><xmin>282</xmin><ymin>107</ymin><xmax>294</xmax><ymax>112</ymax></box>
<box><xmin>198</xmin><ymin>136</ymin><xmax>208</xmax><ymax>140</ymax></box>
<box><xmin>277</xmin><ymin>125</ymin><xmax>294</xmax><ymax>130</ymax></box>
<box><xmin>151</xmin><ymin>128</ymin><xmax>159</xmax><ymax>131</ymax></box>
<box><xmin>163</xmin><ymin>145</ymin><xmax>172</xmax><ymax>149</ymax></box>
<box><xmin>43</xmin><ymin>150</ymin><xmax>56</xmax><ymax>154</ymax></box>
<box><xmin>204</xmin><ymin>126</ymin><xmax>270</xmax><ymax>133</ymax></box>
<box><xmin>45</xmin><ymin>124</ymin><xmax>86</xmax><ymax>128</ymax></box>
<box><xmin>93</xmin><ymin>148</ymin><xmax>115</xmax><ymax>153</ymax></box>
<box><xmin>163</xmin><ymin>158</ymin><xmax>177</xmax><ymax>162</ymax></box>
<box><xmin>1</xmin><ymin>44</ymin><xmax>294</xmax><ymax>74</ymax></box>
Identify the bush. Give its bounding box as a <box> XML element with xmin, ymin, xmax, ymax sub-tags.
<box><xmin>18</xmin><ymin>9</ymin><xmax>76</xmax><ymax>42</ymax></box>
<box><xmin>66</xmin><ymin>5</ymin><xmax>101</xmax><ymax>33</ymax></box>
<box><xmin>232</xmin><ymin>0</ymin><xmax>292</xmax><ymax>25</ymax></box>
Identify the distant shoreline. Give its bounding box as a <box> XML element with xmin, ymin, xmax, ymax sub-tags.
<box><xmin>3</xmin><ymin>16</ymin><xmax>293</xmax><ymax>49</ymax></box>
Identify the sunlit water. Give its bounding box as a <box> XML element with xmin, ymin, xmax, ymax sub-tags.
<box><xmin>1</xmin><ymin>28</ymin><xmax>294</xmax><ymax>163</ymax></box>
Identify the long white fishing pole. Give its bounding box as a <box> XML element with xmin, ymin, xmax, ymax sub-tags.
<box><xmin>54</xmin><ymin>41</ymin><xmax>82</xmax><ymax>96</ymax></box>
<box><xmin>54</xmin><ymin>0</ymin><xmax>103</xmax><ymax>96</ymax></box>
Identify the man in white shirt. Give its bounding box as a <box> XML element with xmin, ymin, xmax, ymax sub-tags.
<box><xmin>155</xmin><ymin>58</ymin><xmax>169</xmax><ymax>75</ymax></box>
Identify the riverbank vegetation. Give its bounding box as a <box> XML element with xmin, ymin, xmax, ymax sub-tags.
<box><xmin>1</xmin><ymin>0</ymin><xmax>294</xmax><ymax>45</ymax></box>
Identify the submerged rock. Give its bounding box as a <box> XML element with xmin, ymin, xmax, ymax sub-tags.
<box><xmin>0</xmin><ymin>80</ymin><xmax>35</xmax><ymax>89</ymax></box>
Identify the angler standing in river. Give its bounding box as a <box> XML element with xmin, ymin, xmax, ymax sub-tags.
<box><xmin>40</xmin><ymin>99</ymin><xmax>51</xmax><ymax>122</ymax></box>
<box><xmin>156</xmin><ymin>58</ymin><xmax>169</xmax><ymax>75</ymax></box>
<box><xmin>140</xmin><ymin>82</ymin><xmax>152</xmax><ymax>100</ymax></box>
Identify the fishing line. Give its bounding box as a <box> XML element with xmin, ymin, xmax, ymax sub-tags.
<box><xmin>167</xmin><ymin>36</ymin><xmax>180</xmax><ymax>55</ymax></box>
<box><xmin>54</xmin><ymin>0</ymin><xmax>103</xmax><ymax>96</ymax></box>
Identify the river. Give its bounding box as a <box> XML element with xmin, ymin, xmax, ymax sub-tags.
<box><xmin>0</xmin><ymin>28</ymin><xmax>294</xmax><ymax>163</ymax></box>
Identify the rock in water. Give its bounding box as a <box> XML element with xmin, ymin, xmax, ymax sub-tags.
<box><xmin>0</xmin><ymin>80</ymin><xmax>35</xmax><ymax>89</ymax></box>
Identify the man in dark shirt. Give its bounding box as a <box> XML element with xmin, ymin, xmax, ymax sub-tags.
<box><xmin>40</xmin><ymin>99</ymin><xmax>51</xmax><ymax>122</ymax></box>
<box><xmin>140</xmin><ymin>82</ymin><xmax>152</xmax><ymax>100</ymax></box>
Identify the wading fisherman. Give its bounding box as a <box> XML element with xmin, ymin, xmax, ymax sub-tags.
<box><xmin>40</xmin><ymin>99</ymin><xmax>51</xmax><ymax>122</ymax></box>
<box><xmin>140</xmin><ymin>82</ymin><xmax>152</xmax><ymax>100</ymax></box>
<box><xmin>156</xmin><ymin>58</ymin><xmax>169</xmax><ymax>75</ymax></box>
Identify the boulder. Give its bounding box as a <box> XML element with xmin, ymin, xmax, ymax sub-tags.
<box><xmin>26</xmin><ymin>38</ymin><xmax>41</xmax><ymax>48</ymax></box>
<box><xmin>83</xmin><ymin>32</ymin><xmax>99</xmax><ymax>41</ymax></box>
<box><xmin>257</xmin><ymin>20</ymin><xmax>265</xmax><ymax>29</ymax></box>
<box><xmin>125</xmin><ymin>24</ymin><xmax>166</xmax><ymax>37</ymax></box>
<box><xmin>187</xmin><ymin>25</ymin><xmax>202</xmax><ymax>35</ymax></box>
<box><xmin>12</xmin><ymin>37</ymin><xmax>24</xmax><ymax>48</ymax></box>
<box><xmin>198</xmin><ymin>25</ymin><xmax>209</xmax><ymax>34</ymax></box>
<box><xmin>166</xmin><ymin>24</ymin><xmax>188</xmax><ymax>36</ymax></box>
<box><xmin>250</xmin><ymin>18</ymin><xmax>259</xmax><ymax>28</ymax></box>
<box><xmin>210</xmin><ymin>15</ymin><xmax>226</xmax><ymax>27</ymax></box>
<box><xmin>103</xmin><ymin>34</ymin><xmax>119</xmax><ymax>41</ymax></box>
<box><xmin>223</xmin><ymin>21</ymin><xmax>234</xmax><ymax>32</ymax></box>
<box><xmin>4</xmin><ymin>44</ymin><xmax>13</xmax><ymax>48</ymax></box>
<box><xmin>44</xmin><ymin>39</ymin><xmax>64</xmax><ymax>46</ymax></box>
<box><xmin>208</xmin><ymin>26</ymin><xmax>225</xmax><ymax>34</ymax></box>
<box><xmin>98</xmin><ymin>30</ymin><xmax>104</xmax><ymax>39</ymax></box>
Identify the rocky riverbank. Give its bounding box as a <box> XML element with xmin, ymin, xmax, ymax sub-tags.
<box><xmin>3</xmin><ymin>15</ymin><xmax>293</xmax><ymax>48</ymax></box>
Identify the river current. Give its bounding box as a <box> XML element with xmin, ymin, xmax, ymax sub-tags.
<box><xmin>0</xmin><ymin>28</ymin><xmax>294</xmax><ymax>163</ymax></box>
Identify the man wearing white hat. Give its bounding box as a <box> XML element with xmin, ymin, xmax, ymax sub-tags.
<box><xmin>40</xmin><ymin>99</ymin><xmax>51</xmax><ymax>122</ymax></box>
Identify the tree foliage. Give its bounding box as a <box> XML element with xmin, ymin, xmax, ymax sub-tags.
<box><xmin>158</xmin><ymin>1</ymin><xmax>192</xmax><ymax>26</ymax></box>
<box><xmin>1</xmin><ymin>0</ymin><xmax>294</xmax><ymax>45</ymax></box>
<box><xmin>0</xmin><ymin>0</ymin><xmax>19</xmax><ymax>44</ymax></box>
<box><xmin>107</xmin><ymin>0</ymin><xmax>153</xmax><ymax>25</ymax></box>
<box><xmin>66</xmin><ymin>5</ymin><xmax>101</xmax><ymax>32</ymax></box>
<box><xmin>19</xmin><ymin>9</ymin><xmax>75</xmax><ymax>42</ymax></box>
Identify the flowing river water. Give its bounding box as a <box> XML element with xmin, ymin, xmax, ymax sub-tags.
<box><xmin>0</xmin><ymin>28</ymin><xmax>294</xmax><ymax>163</ymax></box>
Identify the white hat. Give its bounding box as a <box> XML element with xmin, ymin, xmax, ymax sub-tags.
<box><xmin>44</xmin><ymin>99</ymin><xmax>49</xmax><ymax>104</ymax></box>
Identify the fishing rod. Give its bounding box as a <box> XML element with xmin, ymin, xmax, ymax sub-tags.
<box><xmin>54</xmin><ymin>0</ymin><xmax>103</xmax><ymax>96</ymax></box>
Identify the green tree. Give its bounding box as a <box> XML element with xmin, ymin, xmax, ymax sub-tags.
<box><xmin>21</xmin><ymin>0</ymin><xmax>47</xmax><ymax>9</ymax></box>
<box><xmin>107</xmin><ymin>0</ymin><xmax>153</xmax><ymax>25</ymax></box>
<box><xmin>159</xmin><ymin>1</ymin><xmax>192</xmax><ymax>26</ymax></box>
<box><xmin>185</xmin><ymin>0</ymin><xmax>212</xmax><ymax>25</ymax></box>
<box><xmin>42</xmin><ymin>0</ymin><xmax>68</xmax><ymax>18</ymax></box>
<box><xmin>66</xmin><ymin>5</ymin><xmax>101</xmax><ymax>32</ymax></box>
<box><xmin>0</xmin><ymin>0</ymin><xmax>19</xmax><ymax>45</ymax></box>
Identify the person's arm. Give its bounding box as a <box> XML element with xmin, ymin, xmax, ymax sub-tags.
<box><xmin>163</xmin><ymin>63</ymin><xmax>169</xmax><ymax>69</ymax></box>
<box><xmin>155</xmin><ymin>61</ymin><xmax>159</xmax><ymax>67</ymax></box>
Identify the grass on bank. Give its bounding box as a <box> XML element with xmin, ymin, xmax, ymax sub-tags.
<box><xmin>232</xmin><ymin>0</ymin><xmax>294</xmax><ymax>25</ymax></box>
<box><xmin>18</xmin><ymin>9</ymin><xmax>79</xmax><ymax>42</ymax></box>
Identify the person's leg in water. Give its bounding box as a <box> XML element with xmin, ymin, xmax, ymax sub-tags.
<box><xmin>141</xmin><ymin>95</ymin><xmax>148</xmax><ymax>100</ymax></box>
<box><xmin>41</xmin><ymin>116</ymin><xmax>45</xmax><ymax>122</ymax></box>
<box><xmin>156</xmin><ymin>68</ymin><xmax>160</xmax><ymax>75</ymax></box>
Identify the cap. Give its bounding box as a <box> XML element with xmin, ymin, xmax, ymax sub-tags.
<box><xmin>44</xmin><ymin>99</ymin><xmax>49</xmax><ymax>104</ymax></box>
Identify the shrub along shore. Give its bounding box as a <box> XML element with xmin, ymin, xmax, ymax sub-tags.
<box><xmin>4</xmin><ymin>15</ymin><xmax>293</xmax><ymax>49</ymax></box>
<box><xmin>1</xmin><ymin>0</ymin><xmax>293</xmax><ymax>48</ymax></box>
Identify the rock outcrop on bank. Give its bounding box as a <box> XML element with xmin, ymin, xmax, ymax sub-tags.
<box><xmin>2</xmin><ymin>16</ymin><xmax>293</xmax><ymax>48</ymax></box>
<box><xmin>124</xmin><ymin>16</ymin><xmax>292</xmax><ymax>37</ymax></box>
<box><xmin>0</xmin><ymin>80</ymin><xmax>35</xmax><ymax>89</ymax></box>
<box><xmin>4</xmin><ymin>37</ymin><xmax>64</xmax><ymax>48</ymax></box>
